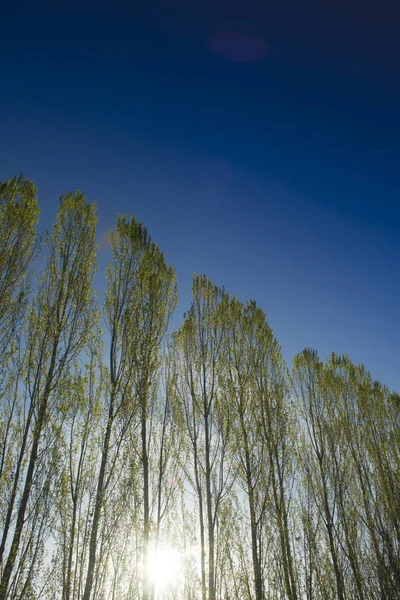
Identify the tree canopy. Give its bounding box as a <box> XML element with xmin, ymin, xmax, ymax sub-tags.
<box><xmin>0</xmin><ymin>176</ymin><xmax>398</xmax><ymax>600</ymax></box>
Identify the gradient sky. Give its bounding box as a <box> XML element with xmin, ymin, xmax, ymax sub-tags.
<box><xmin>1</xmin><ymin>0</ymin><xmax>399</xmax><ymax>390</ymax></box>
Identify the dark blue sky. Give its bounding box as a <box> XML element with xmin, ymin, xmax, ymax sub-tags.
<box><xmin>1</xmin><ymin>0</ymin><xmax>399</xmax><ymax>389</ymax></box>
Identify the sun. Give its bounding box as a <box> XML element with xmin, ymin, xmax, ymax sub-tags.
<box><xmin>147</xmin><ymin>545</ymin><xmax>182</xmax><ymax>591</ymax></box>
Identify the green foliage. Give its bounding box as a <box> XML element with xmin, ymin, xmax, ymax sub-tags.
<box><xmin>0</xmin><ymin>175</ymin><xmax>398</xmax><ymax>600</ymax></box>
<box><xmin>0</xmin><ymin>175</ymin><xmax>39</xmax><ymax>356</ymax></box>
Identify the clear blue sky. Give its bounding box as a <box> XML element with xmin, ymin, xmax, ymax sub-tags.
<box><xmin>1</xmin><ymin>0</ymin><xmax>399</xmax><ymax>390</ymax></box>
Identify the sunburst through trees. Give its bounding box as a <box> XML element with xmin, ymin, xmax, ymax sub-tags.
<box><xmin>0</xmin><ymin>176</ymin><xmax>399</xmax><ymax>600</ymax></box>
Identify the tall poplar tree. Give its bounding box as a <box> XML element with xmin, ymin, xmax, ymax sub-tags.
<box><xmin>0</xmin><ymin>190</ymin><xmax>97</xmax><ymax>600</ymax></box>
<box><xmin>82</xmin><ymin>215</ymin><xmax>176</xmax><ymax>600</ymax></box>
<box><xmin>222</xmin><ymin>298</ymin><xmax>269</xmax><ymax>600</ymax></box>
<box><xmin>174</xmin><ymin>274</ymin><xmax>234</xmax><ymax>600</ymax></box>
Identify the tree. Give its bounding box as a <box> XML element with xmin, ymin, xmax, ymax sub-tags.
<box><xmin>0</xmin><ymin>177</ymin><xmax>40</xmax><ymax>580</ymax></box>
<box><xmin>222</xmin><ymin>298</ymin><xmax>269</xmax><ymax>600</ymax></box>
<box><xmin>82</xmin><ymin>215</ymin><xmax>176</xmax><ymax>600</ymax></box>
<box><xmin>0</xmin><ymin>176</ymin><xmax>39</xmax><ymax>360</ymax></box>
<box><xmin>254</xmin><ymin>315</ymin><xmax>298</xmax><ymax>600</ymax></box>
<box><xmin>52</xmin><ymin>341</ymin><xmax>103</xmax><ymax>600</ymax></box>
<box><xmin>0</xmin><ymin>190</ymin><xmax>97</xmax><ymax>600</ymax></box>
<box><xmin>174</xmin><ymin>274</ymin><xmax>234</xmax><ymax>600</ymax></box>
<box><xmin>293</xmin><ymin>350</ymin><xmax>346</xmax><ymax>600</ymax></box>
<box><xmin>128</xmin><ymin>230</ymin><xmax>177</xmax><ymax>600</ymax></box>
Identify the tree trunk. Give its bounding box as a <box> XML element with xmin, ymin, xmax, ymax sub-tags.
<box><xmin>0</xmin><ymin>341</ymin><xmax>58</xmax><ymax>600</ymax></box>
<box><xmin>82</xmin><ymin>393</ymin><xmax>115</xmax><ymax>600</ymax></box>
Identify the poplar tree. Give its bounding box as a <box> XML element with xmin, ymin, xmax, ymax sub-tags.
<box><xmin>0</xmin><ymin>190</ymin><xmax>97</xmax><ymax>600</ymax></box>
<box><xmin>222</xmin><ymin>298</ymin><xmax>269</xmax><ymax>600</ymax></box>
<box><xmin>174</xmin><ymin>274</ymin><xmax>234</xmax><ymax>600</ymax></box>
<box><xmin>82</xmin><ymin>215</ymin><xmax>176</xmax><ymax>600</ymax></box>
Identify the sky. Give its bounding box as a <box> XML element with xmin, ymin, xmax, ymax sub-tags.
<box><xmin>1</xmin><ymin>0</ymin><xmax>399</xmax><ymax>390</ymax></box>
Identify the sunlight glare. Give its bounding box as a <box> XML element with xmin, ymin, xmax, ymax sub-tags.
<box><xmin>147</xmin><ymin>545</ymin><xmax>182</xmax><ymax>591</ymax></box>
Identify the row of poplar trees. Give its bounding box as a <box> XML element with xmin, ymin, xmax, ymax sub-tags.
<box><xmin>0</xmin><ymin>176</ymin><xmax>399</xmax><ymax>600</ymax></box>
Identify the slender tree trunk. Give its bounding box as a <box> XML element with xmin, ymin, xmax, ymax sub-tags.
<box><xmin>204</xmin><ymin>412</ymin><xmax>215</xmax><ymax>600</ymax></box>
<box><xmin>193</xmin><ymin>435</ymin><xmax>207</xmax><ymax>600</ymax></box>
<box><xmin>64</xmin><ymin>415</ymin><xmax>88</xmax><ymax>600</ymax></box>
<box><xmin>319</xmin><ymin>466</ymin><xmax>345</xmax><ymax>600</ymax></box>
<box><xmin>199</xmin><ymin>494</ymin><xmax>207</xmax><ymax>600</ymax></box>
<box><xmin>240</xmin><ymin>412</ymin><xmax>263</xmax><ymax>600</ymax></box>
<box><xmin>0</xmin><ymin>399</ymin><xmax>34</xmax><ymax>566</ymax></box>
<box><xmin>276</xmin><ymin>459</ymin><xmax>298</xmax><ymax>600</ymax></box>
<box><xmin>64</xmin><ymin>496</ymin><xmax>78</xmax><ymax>600</ymax></box>
<box><xmin>269</xmin><ymin>455</ymin><xmax>297</xmax><ymax>600</ymax></box>
<box><xmin>142</xmin><ymin>399</ymin><xmax>150</xmax><ymax>600</ymax></box>
<box><xmin>335</xmin><ymin>477</ymin><xmax>364</xmax><ymax>600</ymax></box>
<box><xmin>82</xmin><ymin>393</ymin><xmax>115</xmax><ymax>600</ymax></box>
<box><xmin>0</xmin><ymin>342</ymin><xmax>58</xmax><ymax>600</ymax></box>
